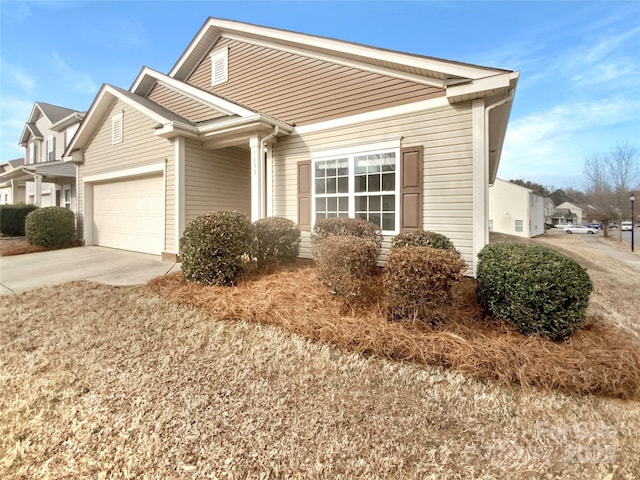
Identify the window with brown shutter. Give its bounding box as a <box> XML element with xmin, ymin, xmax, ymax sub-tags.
<box><xmin>400</xmin><ymin>146</ymin><xmax>423</xmax><ymax>232</ymax></box>
<box><xmin>297</xmin><ymin>160</ymin><xmax>311</xmax><ymax>231</ymax></box>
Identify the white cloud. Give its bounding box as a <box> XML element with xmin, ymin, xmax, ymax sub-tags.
<box><xmin>499</xmin><ymin>96</ymin><xmax>640</xmax><ymax>186</ymax></box>
<box><xmin>0</xmin><ymin>58</ymin><xmax>36</xmax><ymax>92</ymax></box>
<box><xmin>50</xmin><ymin>52</ymin><xmax>98</xmax><ymax>95</ymax></box>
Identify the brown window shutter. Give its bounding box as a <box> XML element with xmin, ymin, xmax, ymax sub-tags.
<box><xmin>297</xmin><ymin>160</ymin><xmax>311</xmax><ymax>231</ymax></box>
<box><xmin>400</xmin><ymin>146</ymin><xmax>423</xmax><ymax>232</ymax></box>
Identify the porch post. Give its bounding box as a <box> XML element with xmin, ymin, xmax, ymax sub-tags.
<box><xmin>34</xmin><ymin>173</ymin><xmax>42</xmax><ymax>206</ymax></box>
<box><xmin>250</xmin><ymin>135</ymin><xmax>264</xmax><ymax>222</ymax></box>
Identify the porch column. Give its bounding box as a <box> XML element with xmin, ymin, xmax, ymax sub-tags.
<box><xmin>34</xmin><ymin>173</ymin><xmax>42</xmax><ymax>206</ymax></box>
<box><xmin>250</xmin><ymin>135</ymin><xmax>264</xmax><ymax>222</ymax></box>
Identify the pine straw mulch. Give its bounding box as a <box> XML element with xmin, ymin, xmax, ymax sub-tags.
<box><xmin>148</xmin><ymin>265</ymin><xmax>640</xmax><ymax>401</ymax></box>
<box><xmin>0</xmin><ymin>237</ymin><xmax>47</xmax><ymax>256</ymax></box>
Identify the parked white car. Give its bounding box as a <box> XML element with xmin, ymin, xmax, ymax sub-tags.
<box><xmin>621</xmin><ymin>221</ymin><xmax>633</xmax><ymax>231</ymax></box>
<box><xmin>564</xmin><ymin>225</ymin><xmax>597</xmax><ymax>234</ymax></box>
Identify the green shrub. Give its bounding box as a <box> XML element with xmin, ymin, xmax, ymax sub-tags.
<box><xmin>313</xmin><ymin>235</ymin><xmax>379</xmax><ymax>301</ymax></box>
<box><xmin>180</xmin><ymin>211</ymin><xmax>255</xmax><ymax>286</ymax></box>
<box><xmin>384</xmin><ymin>246</ymin><xmax>466</xmax><ymax>323</ymax></box>
<box><xmin>476</xmin><ymin>242</ymin><xmax>593</xmax><ymax>341</ymax></box>
<box><xmin>391</xmin><ymin>230</ymin><xmax>460</xmax><ymax>256</ymax></box>
<box><xmin>312</xmin><ymin>217</ymin><xmax>382</xmax><ymax>247</ymax></box>
<box><xmin>25</xmin><ymin>206</ymin><xmax>75</xmax><ymax>248</ymax></box>
<box><xmin>0</xmin><ymin>203</ymin><xmax>39</xmax><ymax>236</ymax></box>
<box><xmin>254</xmin><ymin>217</ymin><xmax>300</xmax><ymax>269</ymax></box>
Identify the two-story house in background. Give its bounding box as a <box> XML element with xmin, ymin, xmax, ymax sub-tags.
<box><xmin>0</xmin><ymin>102</ymin><xmax>84</xmax><ymax>211</ymax></box>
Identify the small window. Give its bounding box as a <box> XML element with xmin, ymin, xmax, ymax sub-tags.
<box><xmin>112</xmin><ymin>113</ymin><xmax>123</xmax><ymax>144</ymax></box>
<box><xmin>29</xmin><ymin>142</ymin><xmax>37</xmax><ymax>164</ymax></box>
<box><xmin>515</xmin><ymin>219</ymin><xmax>523</xmax><ymax>232</ymax></box>
<box><xmin>210</xmin><ymin>47</ymin><xmax>228</xmax><ymax>86</ymax></box>
<box><xmin>46</xmin><ymin>135</ymin><xmax>56</xmax><ymax>161</ymax></box>
<box><xmin>63</xmin><ymin>187</ymin><xmax>71</xmax><ymax>209</ymax></box>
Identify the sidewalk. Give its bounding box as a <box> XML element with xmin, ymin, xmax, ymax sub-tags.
<box><xmin>581</xmin><ymin>235</ymin><xmax>640</xmax><ymax>271</ymax></box>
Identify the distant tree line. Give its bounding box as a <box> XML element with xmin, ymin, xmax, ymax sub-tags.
<box><xmin>509</xmin><ymin>141</ymin><xmax>639</xmax><ymax>235</ymax></box>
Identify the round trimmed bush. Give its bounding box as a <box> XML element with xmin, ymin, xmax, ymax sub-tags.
<box><xmin>314</xmin><ymin>235</ymin><xmax>379</xmax><ymax>300</ymax></box>
<box><xmin>391</xmin><ymin>230</ymin><xmax>460</xmax><ymax>256</ymax></box>
<box><xmin>384</xmin><ymin>246</ymin><xmax>466</xmax><ymax>323</ymax></box>
<box><xmin>476</xmin><ymin>242</ymin><xmax>593</xmax><ymax>341</ymax></box>
<box><xmin>180</xmin><ymin>210</ymin><xmax>255</xmax><ymax>286</ymax></box>
<box><xmin>25</xmin><ymin>206</ymin><xmax>75</xmax><ymax>248</ymax></box>
<box><xmin>254</xmin><ymin>217</ymin><xmax>300</xmax><ymax>269</ymax></box>
<box><xmin>312</xmin><ymin>217</ymin><xmax>382</xmax><ymax>247</ymax></box>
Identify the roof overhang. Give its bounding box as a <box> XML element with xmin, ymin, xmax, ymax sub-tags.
<box><xmin>51</xmin><ymin>112</ymin><xmax>85</xmax><ymax>131</ymax></box>
<box><xmin>19</xmin><ymin>123</ymin><xmax>43</xmax><ymax>147</ymax></box>
<box><xmin>486</xmin><ymin>72</ymin><xmax>520</xmax><ymax>184</ymax></box>
<box><xmin>0</xmin><ymin>161</ymin><xmax>75</xmax><ymax>183</ymax></box>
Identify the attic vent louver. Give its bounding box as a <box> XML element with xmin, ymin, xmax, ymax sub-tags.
<box><xmin>210</xmin><ymin>46</ymin><xmax>228</xmax><ymax>86</ymax></box>
<box><xmin>112</xmin><ymin>112</ymin><xmax>123</xmax><ymax>144</ymax></box>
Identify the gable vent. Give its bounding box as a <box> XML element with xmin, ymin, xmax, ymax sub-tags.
<box><xmin>112</xmin><ymin>112</ymin><xmax>123</xmax><ymax>144</ymax></box>
<box><xmin>210</xmin><ymin>46</ymin><xmax>228</xmax><ymax>86</ymax></box>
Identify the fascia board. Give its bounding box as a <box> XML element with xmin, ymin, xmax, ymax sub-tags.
<box><xmin>197</xmin><ymin>114</ymin><xmax>293</xmax><ymax>136</ymax></box>
<box><xmin>133</xmin><ymin>67</ymin><xmax>255</xmax><ymax>117</ymax></box>
<box><xmin>446</xmin><ymin>73</ymin><xmax>512</xmax><ymax>100</ymax></box>
<box><xmin>51</xmin><ymin>113</ymin><xmax>84</xmax><ymax>131</ymax></box>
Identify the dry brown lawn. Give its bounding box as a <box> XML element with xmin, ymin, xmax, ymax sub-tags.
<box><xmin>1</xmin><ymin>234</ymin><xmax>639</xmax><ymax>479</ymax></box>
<box><xmin>0</xmin><ymin>237</ymin><xmax>47</xmax><ymax>256</ymax></box>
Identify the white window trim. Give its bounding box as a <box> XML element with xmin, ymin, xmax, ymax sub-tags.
<box><xmin>112</xmin><ymin>112</ymin><xmax>123</xmax><ymax>144</ymax></box>
<box><xmin>311</xmin><ymin>143</ymin><xmax>401</xmax><ymax>235</ymax></box>
<box><xmin>210</xmin><ymin>46</ymin><xmax>229</xmax><ymax>86</ymax></box>
<box><xmin>47</xmin><ymin>135</ymin><xmax>55</xmax><ymax>162</ymax></box>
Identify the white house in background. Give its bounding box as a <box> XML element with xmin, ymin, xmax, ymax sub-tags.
<box><xmin>0</xmin><ymin>158</ymin><xmax>26</xmax><ymax>204</ymax></box>
<box><xmin>556</xmin><ymin>201</ymin><xmax>583</xmax><ymax>224</ymax></box>
<box><xmin>489</xmin><ymin>178</ymin><xmax>545</xmax><ymax>238</ymax></box>
<box><xmin>0</xmin><ymin>102</ymin><xmax>85</xmax><ymax>211</ymax></box>
<box><xmin>64</xmin><ymin>18</ymin><xmax>519</xmax><ymax>274</ymax></box>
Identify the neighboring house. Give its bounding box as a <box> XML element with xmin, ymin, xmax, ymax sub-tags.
<box><xmin>489</xmin><ymin>178</ymin><xmax>545</xmax><ymax>238</ymax></box>
<box><xmin>64</xmin><ymin>18</ymin><xmax>518</xmax><ymax>274</ymax></box>
<box><xmin>556</xmin><ymin>201</ymin><xmax>583</xmax><ymax>224</ymax></box>
<box><xmin>0</xmin><ymin>158</ymin><xmax>26</xmax><ymax>204</ymax></box>
<box><xmin>550</xmin><ymin>208</ymin><xmax>578</xmax><ymax>226</ymax></box>
<box><xmin>2</xmin><ymin>102</ymin><xmax>85</xmax><ymax>211</ymax></box>
<box><xmin>543</xmin><ymin>197</ymin><xmax>556</xmax><ymax>226</ymax></box>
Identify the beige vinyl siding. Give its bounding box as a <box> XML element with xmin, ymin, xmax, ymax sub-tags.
<box><xmin>147</xmin><ymin>83</ymin><xmax>229</xmax><ymax>123</ymax></box>
<box><xmin>78</xmin><ymin>100</ymin><xmax>175</xmax><ymax>251</ymax></box>
<box><xmin>186</xmin><ymin>37</ymin><xmax>445</xmax><ymax>126</ymax></box>
<box><xmin>272</xmin><ymin>103</ymin><xmax>474</xmax><ymax>264</ymax></box>
<box><xmin>184</xmin><ymin>140</ymin><xmax>251</xmax><ymax>224</ymax></box>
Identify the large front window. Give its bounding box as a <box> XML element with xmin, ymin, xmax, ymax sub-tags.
<box><xmin>313</xmin><ymin>147</ymin><xmax>399</xmax><ymax>233</ymax></box>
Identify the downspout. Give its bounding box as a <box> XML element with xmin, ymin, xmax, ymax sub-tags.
<box><xmin>258</xmin><ymin>126</ymin><xmax>279</xmax><ymax>218</ymax></box>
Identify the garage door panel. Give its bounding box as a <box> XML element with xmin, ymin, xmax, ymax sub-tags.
<box><xmin>93</xmin><ymin>175</ymin><xmax>163</xmax><ymax>254</ymax></box>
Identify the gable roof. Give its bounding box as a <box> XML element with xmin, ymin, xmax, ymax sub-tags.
<box><xmin>171</xmin><ymin>17</ymin><xmax>513</xmax><ymax>92</ymax></box>
<box><xmin>19</xmin><ymin>102</ymin><xmax>84</xmax><ymax>146</ymax></box>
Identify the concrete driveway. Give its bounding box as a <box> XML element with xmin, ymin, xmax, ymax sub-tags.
<box><xmin>0</xmin><ymin>246</ymin><xmax>181</xmax><ymax>295</ymax></box>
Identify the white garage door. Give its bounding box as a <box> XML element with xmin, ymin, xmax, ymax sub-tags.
<box><xmin>93</xmin><ymin>175</ymin><xmax>163</xmax><ymax>254</ymax></box>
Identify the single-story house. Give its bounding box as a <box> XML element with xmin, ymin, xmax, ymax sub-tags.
<box><xmin>489</xmin><ymin>178</ymin><xmax>545</xmax><ymax>238</ymax></box>
<box><xmin>0</xmin><ymin>158</ymin><xmax>26</xmax><ymax>205</ymax></box>
<box><xmin>64</xmin><ymin>18</ymin><xmax>518</xmax><ymax>274</ymax></box>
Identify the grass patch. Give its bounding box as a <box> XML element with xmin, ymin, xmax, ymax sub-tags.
<box><xmin>148</xmin><ymin>265</ymin><xmax>640</xmax><ymax>400</ymax></box>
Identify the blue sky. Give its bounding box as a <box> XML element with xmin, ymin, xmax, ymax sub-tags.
<box><xmin>1</xmin><ymin>0</ymin><xmax>638</xmax><ymax>190</ymax></box>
